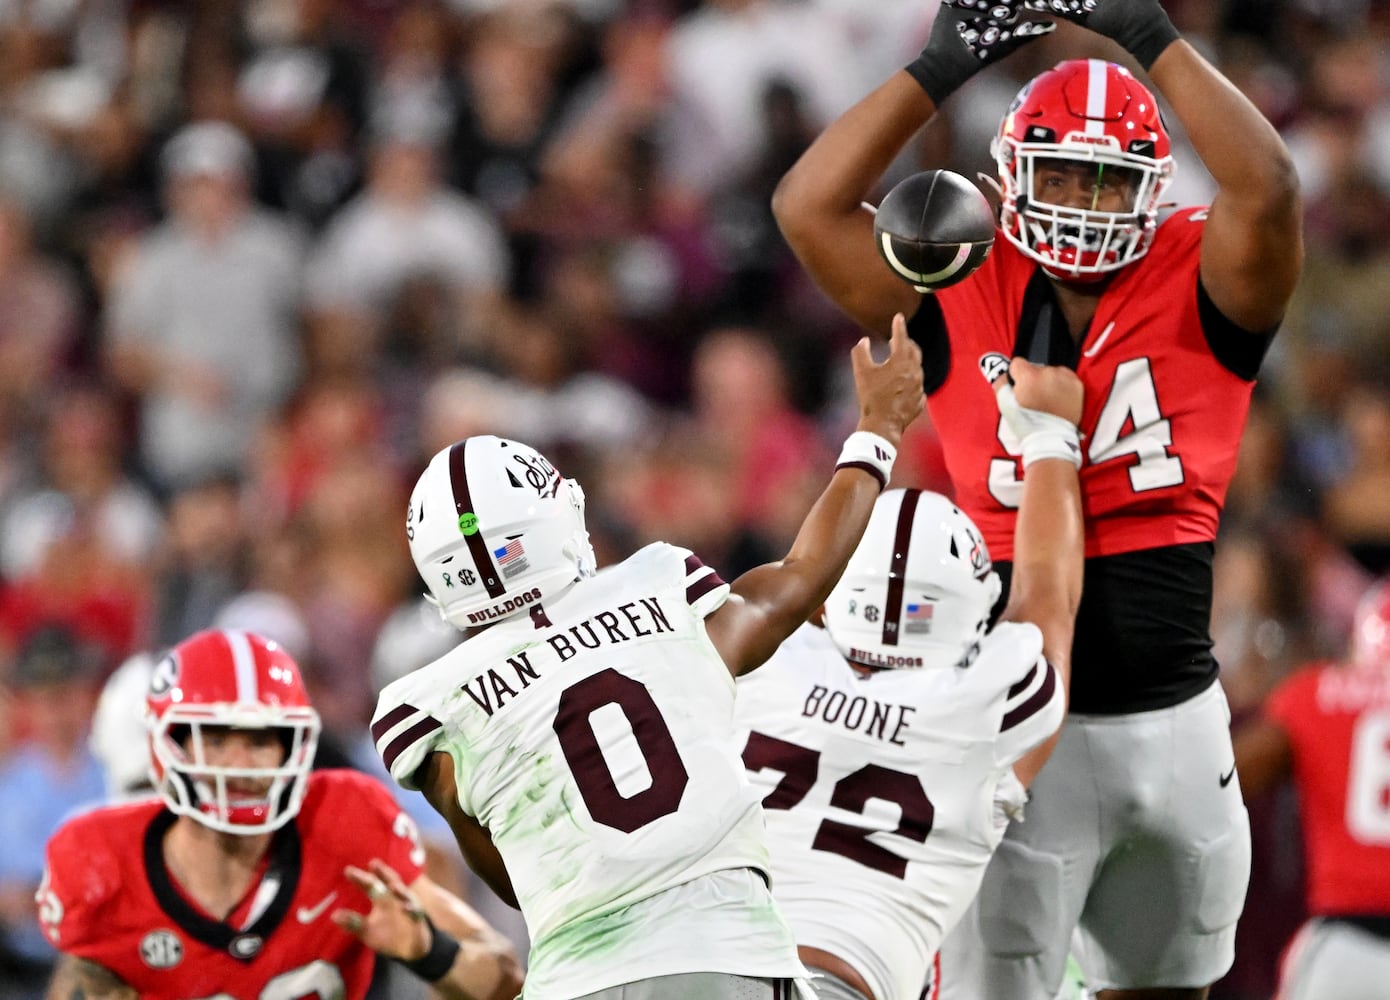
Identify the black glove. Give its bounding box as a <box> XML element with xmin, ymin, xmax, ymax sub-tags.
<box><xmin>1022</xmin><ymin>0</ymin><xmax>1180</xmax><ymax>70</ymax></box>
<box><xmin>907</xmin><ymin>0</ymin><xmax>1055</xmax><ymax>107</ymax></box>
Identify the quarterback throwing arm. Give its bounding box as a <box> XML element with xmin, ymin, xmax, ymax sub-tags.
<box><xmin>372</xmin><ymin>324</ymin><xmax>924</xmax><ymax>1000</ymax></box>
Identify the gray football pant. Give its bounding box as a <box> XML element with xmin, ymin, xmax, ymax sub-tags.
<box><xmin>1278</xmin><ymin>919</ymin><xmax>1390</xmax><ymax>1000</ymax></box>
<box><xmin>938</xmin><ymin>681</ymin><xmax>1250</xmax><ymax>997</ymax></box>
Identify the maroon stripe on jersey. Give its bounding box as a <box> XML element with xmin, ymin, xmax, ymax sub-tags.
<box><xmin>685</xmin><ymin>554</ymin><xmax>727</xmax><ymax>605</ymax></box>
<box><xmin>449</xmin><ymin>441</ymin><xmax>506</xmax><ymax>598</ymax></box>
<box><xmin>382</xmin><ymin>716</ymin><xmax>443</xmax><ymax>773</ymax></box>
<box><xmin>881</xmin><ymin>489</ymin><xmax>920</xmax><ymax>648</ymax></box>
<box><xmin>1001</xmin><ymin>662</ymin><xmax>1058</xmax><ymax>732</ymax></box>
<box><xmin>371</xmin><ymin>704</ymin><xmax>416</xmax><ymax>743</ymax></box>
<box><xmin>1007</xmin><ymin>664</ymin><xmax>1039</xmax><ymax>700</ymax></box>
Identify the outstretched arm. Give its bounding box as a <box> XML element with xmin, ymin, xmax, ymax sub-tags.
<box><xmin>706</xmin><ymin>315</ymin><xmax>923</xmax><ymax>675</ymax></box>
<box><xmin>773</xmin><ymin>74</ymin><xmax>937</xmax><ymax>335</ymax></box>
<box><xmin>1036</xmin><ymin>0</ymin><xmax>1302</xmax><ymax>331</ymax></box>
<box><xmin>985</xmin><ymin>357</ymin><xmax>1085</xmax><ymax>786</ymax></box>
<box><xmin>1148</xmin><ymin>41</ymin><xmax>1302</xmax><ymax>332</ymax></box>
<box><xmin>773</xmin><ymin>2</ymin><xmax>1052</xmax><ymax>335</ymax></box>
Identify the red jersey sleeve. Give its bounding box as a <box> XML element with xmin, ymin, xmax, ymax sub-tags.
<box><xmin>303</xmin><ymin>770</ymin><xmax>428</xmax><ymax>885</ymax></box>
<box><xmin>38</xmin><ymin>803</ymin><xmax>147</xmax><ymax>956</ymax></box>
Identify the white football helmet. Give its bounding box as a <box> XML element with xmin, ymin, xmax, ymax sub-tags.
<box><xmin>146</xmin><ymin>629</ymin><xmax>321</xmax><ymax>835</ymax></box>
<box><xmin>824</xmin><ymin>489</ymin><xmax>1001</xmax><ymax>670</ymax></box>
<box><xmin>408</xmin><ymin>436</ymin><xmax>596</xmax><ymax>630</ymax></box>
<box><xmin>91</xmin><ymin>652</ymin><xmax>158</xmax><ymax>798</ymax></box>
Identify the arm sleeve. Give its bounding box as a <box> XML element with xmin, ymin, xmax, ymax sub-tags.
<box><xmin>905</xmin><ymin>295</ymin><xmax>952</xmax><ymax>396</ymax></box>
<box><xmin>679</xmin><ymin>548</ymin><xmax>730</xmax><ymax>619</ymax></box>
<box><xmin>993</xmin><ymin>655</ymin><xmax>1064</xmax><ymax>768</ymax></box>
<box><xmin>38</xmin><ymin>821</ymin><xmax>113</xmax><ymax>955</ymax></box>
<box><xmin>1198</xmin><ymin>277</ymin><xmax>1277</xmax><ymax>381</ymax></box>
<box><xmin>371</xmin><ymin>694</ymin><xmax>446</xmax><ymax>793</ymax></box>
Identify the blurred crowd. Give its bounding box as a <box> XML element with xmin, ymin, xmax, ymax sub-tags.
<box><xmin>0</xmin><ymin>0</ymin><xmax>1386</xmax><ymax>997</ymax></box>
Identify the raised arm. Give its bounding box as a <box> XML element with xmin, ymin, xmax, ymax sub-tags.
<box><xmin>1149</xmin><ymin>42</ymin><xmax>1302</xmax><ymax>331</ymax></box>
<box><xmin>772</xmin><ymin>74</ymin><xmax>936</xmax><ymax>335</ymax></box>
<box><xmin>705</xmin><ymin>315</ymin><xmax>923</xmax><ymax>675</ymax></box>
<box><xmin>1036</xmin><ymin>0</ymin><xmax>1302</xmax><ymax>331</ymax></box>
<box><xmin>983</xmin><ymin>356</ymin><xmax>1085</xmax><ymax>786</ymax></box>
<box><xmin>772</xmin><ymin>3</ymin><xmax>1052</xmax><ymax>335</ymax></box>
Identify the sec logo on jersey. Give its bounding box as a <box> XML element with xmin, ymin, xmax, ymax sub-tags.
<box><xmin>140</xmin><ymin>930</ymin><xmax>183</xmax><ymax>969</ymax></box>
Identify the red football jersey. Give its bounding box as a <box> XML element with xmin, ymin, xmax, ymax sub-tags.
<box><xmin>931</xmin><ymin>208</ymin><xmax>1254</xmax><ymax>562</ymax></box>
<box><xmin>1265</xmin><ymin>663</ymin><xmax>1390</xmax><ymax>916</ymax></box>
<box><xmin>38</xmin><ymin>769</ymin><xmax>427</xmax><ymax>1000</ymax></box>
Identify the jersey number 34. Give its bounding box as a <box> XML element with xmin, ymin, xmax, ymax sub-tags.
<box><xmin>989</xmin><ymin>357</ymin><xmax>1185</xmax><ymax>507</ymax></box>
<box><xmin>742</xmin><ymin>731</ymin><xmax>935</xmax><ymax>880</ymax></box>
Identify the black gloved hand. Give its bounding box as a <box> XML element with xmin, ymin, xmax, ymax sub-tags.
<box><xmin>907</xmin><ymin>0</ymin><xmax>1055</xmax><ymax>107</ymax></box>
<box><xmin>1022</xmin><ymin>0</ymin><xmax>1180</xmax><ymax>70</ymax></box>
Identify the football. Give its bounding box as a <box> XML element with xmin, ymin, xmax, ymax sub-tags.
<box><xmin>873</xmin><ymin>169</ymin><xmax>995</xmax><ymax>292</ymax></box>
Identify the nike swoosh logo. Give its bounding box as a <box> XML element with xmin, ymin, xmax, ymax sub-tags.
<box><xmin>296</xmin><ymin>891</ymin><xmax>338</xmax><ymax>924</ymax></box>
<box><xmin>1082</xmin><ymin>321</ymin><xmax>1115</xmax><ymax>359</ymax></box>
<box><xmin>1219</xmin><ymin>765</ymin><xmax>1236</xmax><ymax>788</ymax></box>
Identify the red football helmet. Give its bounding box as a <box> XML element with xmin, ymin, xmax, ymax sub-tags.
<box><xmin>1352</xmin><ymin>580</ymin><xmax>1390</xmax><ymax>670</ymax></box>
<box><xmin>993</xmin><ymin>59</ymin><xmax>1175</xmax><ymax>280</ymax></box>
<box><xmin>146</xmin><ymin>629</ymin><xmax>321</xmax><ymax>834</ymax></box>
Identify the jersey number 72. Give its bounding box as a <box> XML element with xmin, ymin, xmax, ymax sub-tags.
<box><xmin>741</xmin><ymin>731</ymin><xmax>935</xmax><ymax>880</ymax></box>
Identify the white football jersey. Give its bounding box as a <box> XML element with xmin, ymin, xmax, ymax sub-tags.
<box><xmin>734</xmin><ymin>621</ymin><xmax>1062</xmax><ymax>1000</ymax></box>
<box><xmin>373</xmin><ymin>543</ymin><xmax>803</xmax><ymax>999</ymax></box>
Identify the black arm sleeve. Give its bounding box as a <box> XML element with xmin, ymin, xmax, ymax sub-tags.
<box><xmin>1198</xmin><ymin>278</ymin><xmax>1278</xmax><ymax>381</ymax></box>
<box><xmin>906</xmin><ymin>296</ymin><xmax>952</xmax><ymax>395</ymax></box>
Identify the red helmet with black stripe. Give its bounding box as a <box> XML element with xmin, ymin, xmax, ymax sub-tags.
<box><xmin>993</xmin><ymin>58</ymin><xmax>1175</xmax><ymax>280</ymax></box>
<box><xmin>146</xmin><ymin>630</ymin><xmax>320</xmax><ymax>834</ymax></box>
<box><xmin>823</xmin><ymin>489</ymin><xmax>1001</xmax><ymax>670</ymax></box>
<box><xmin>407</xmin><ymin>436</ymin><xmax>597</xmax><ymax>630</ymax></box>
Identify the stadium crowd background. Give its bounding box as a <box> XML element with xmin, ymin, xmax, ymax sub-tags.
<box><xmin>0</xmin><ymin>0</ymin><xmax>1386</xmax><ymax>997</ymax></box>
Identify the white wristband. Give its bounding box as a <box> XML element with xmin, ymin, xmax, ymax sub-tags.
<box><xmin>980</xmin><ymin>352</ymin><xmax>1082</xmax><ymax>469</ymax></box>
<box><xmin>1019</xmin><ymin>428</ymin><xmax>1082</xmax><ymax>468</ymax></box>
<box><xmin>836</xmin><ymin>431</ymin><xmax>897</xmax><ymax>490</ymax></box>
<box><xmin>997</xmin><ymin>382</ymin><xmax>1081</xmax><ymax>469</ymax></box>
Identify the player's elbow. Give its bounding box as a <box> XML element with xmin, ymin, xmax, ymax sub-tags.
<box><xmin>1246</xmin><ymin>148</ymin><xmax>1302</xmax><ymax>220</ymax></box>
<box><xmin>771</xmin><ymin>169</ymin><xmax>817</xmax><ymax>247</ymax></box>
<box><xmin>770</xmin><ymin>177</ymin><xmax>799</xmax><ymax>242</ymax></box>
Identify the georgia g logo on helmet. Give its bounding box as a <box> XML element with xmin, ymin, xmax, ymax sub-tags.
<box><xmin>148</xmin><ymin>653</ymin><xmax>178</xmax><ymax>698</ymax></box>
